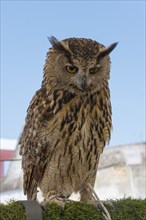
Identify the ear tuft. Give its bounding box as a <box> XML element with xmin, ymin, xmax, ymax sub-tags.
<box><xmin>108</xmin><ymin>42</ymin><xmax>118</xmax><ymax>53</ymax></box>
<box><xmin>48</xmin><ymin>36</ymin><xmax>59</xmax><ymax>47</ymax></box>
<box><xmin>48</xmin><ymin>36</ymin><xmax>64</xmax><ymax>51</ymax></box>
<box><xmin>48</xmin><ymin>36</ymin><xmax>72</xmax><ymax>57</ymax></box>
<box><xmin>98</xmin><ymin>42</ymin><xmax>118</xmax><ymax>59</ymax></box>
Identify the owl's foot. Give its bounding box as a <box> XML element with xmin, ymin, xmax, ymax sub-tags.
<box><xmin>41</xmin><ymin>196</ymin><xmax>65</xmax><ymax>212</ymax></box>
<box><xmin>41</xmin><ymin>191</ymin><xmax>75</xmax><ymax>211</ymax></box>
<box><xmin>80</xmin><ymin>184</ymin><xmax>112</xmax><ymax>220</ymax></box>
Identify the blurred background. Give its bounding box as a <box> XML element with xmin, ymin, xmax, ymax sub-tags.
<box><xmin>1</xmin><ymin>1</ymin><xmax>145</xmax><ymax>203</ymax></box>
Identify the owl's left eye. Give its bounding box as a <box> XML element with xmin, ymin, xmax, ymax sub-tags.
<box><xmin>66</xmin><ymin>65</ymin><xmax>78</xmax><ymax>74</ymax></box>
<box><xmin>89</xmin><ymin>64</ymin><xmax>101</xmax><ymax>74</ymax></box>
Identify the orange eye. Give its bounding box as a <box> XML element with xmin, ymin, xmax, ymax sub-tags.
<box><xmin>89</xmin><ymin>64</ymin><xmax>101</xmax><ymax>74</ymax></box>
<box><xmin>66</xmin><ymin>65</ymin><xmax>78</xmax><ymax>74</ymax></box>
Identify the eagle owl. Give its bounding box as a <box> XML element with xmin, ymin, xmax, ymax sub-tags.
<box><xmin>19</xmin><ymin>37</ymin><xmax>117</xmax><ymax>204</ymax></box>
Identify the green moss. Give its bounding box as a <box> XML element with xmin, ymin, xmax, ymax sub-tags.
<box><xmin>110</xmin><ymin>198</ymin><xmax>146</xmax><ymax>220</ymax></box>
<box><xmin>62</xmin><ymin>202</ymin><xmax>102</xmax><ymax>220</ymax></box>
<box><xmin>43</xmin><ymin>203</ymin><xmax>62</xmax><ymax>220</ymax></box>
<box><xmin>0</xmin><ymin>200</ymin><xmax>26</xmax><ymax>220</ymax></box>
<box><xmin>0</xmin><ymin>198</ymin><xmax>146</xmax><ymax>220</ymax></box>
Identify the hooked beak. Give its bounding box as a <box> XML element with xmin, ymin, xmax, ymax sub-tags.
<box><xmin>80</xmin><ymin>76</ymin><xmax>88</xmax><ymax>90</ymax></box>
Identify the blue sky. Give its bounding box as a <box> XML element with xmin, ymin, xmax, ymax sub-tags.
<box><xmin>1</xmin><ymin>1</ymin><xmax>145</xmax><ymax>146</ymax></box>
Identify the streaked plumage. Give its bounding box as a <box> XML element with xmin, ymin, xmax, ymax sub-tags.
<box><xmin>19</xmin><ymin>37</ymin><xmax>117</xmax><ymax>203</ymax></box>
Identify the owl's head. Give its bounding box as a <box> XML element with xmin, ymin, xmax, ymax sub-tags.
<box><xmin>43</xmin><ymin>36</ymin><xmax>118</xmax><ymax>94</ymax></box>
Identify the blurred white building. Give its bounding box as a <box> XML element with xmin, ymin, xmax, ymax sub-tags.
<box><xmin>0</xmin><ymin>139</ymin><xmax>145</xmax><ymax>203</ymax></box>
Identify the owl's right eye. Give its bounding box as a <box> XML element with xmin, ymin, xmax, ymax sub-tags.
<box><xmin>89</xmin><ymin>64</ymin><xmax>101</xmax><ymax>74</ymax></box>
<box><xmin>66</xmin><ymin>65</ymin><xmax>78</xmax><ymax>74</ymax></box>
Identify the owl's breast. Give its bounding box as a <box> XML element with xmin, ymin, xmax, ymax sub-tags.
<box><xmin>45</xmin><ymin>90</ymin><xmax>112</xmax><ymax>155</ymax></box>
<box><xmin>39</xmin><ymin>90</ymin><xmax>111</xmax><ymax>193</ymax></box>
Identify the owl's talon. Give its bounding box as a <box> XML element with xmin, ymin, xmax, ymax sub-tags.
<box><xmin>40</xmin><ymin>200</ymin><xmax>48</xmax><ymax>211</ymax></box>
<box><xmin>59</xmin><ymin>200</ymin><xmax>65</xmax><ymax>213</ymax></box>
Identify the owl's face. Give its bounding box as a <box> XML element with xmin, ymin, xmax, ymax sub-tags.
<box><xmin>44</xmin><ymin>37</ymin><xmax>117</xmax><ymax>94</ymax></box>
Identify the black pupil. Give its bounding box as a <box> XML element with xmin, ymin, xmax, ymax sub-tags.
<box><xmin>70</xmin><ymin>66</ymin><xmax>75</xmax><ymax>71</ymax></box>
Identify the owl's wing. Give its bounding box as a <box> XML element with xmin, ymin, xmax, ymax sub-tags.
<box><xmin>19</xmin><ymin>87</ymin><xmax>53</xmax><ymax>200</ymax></box>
